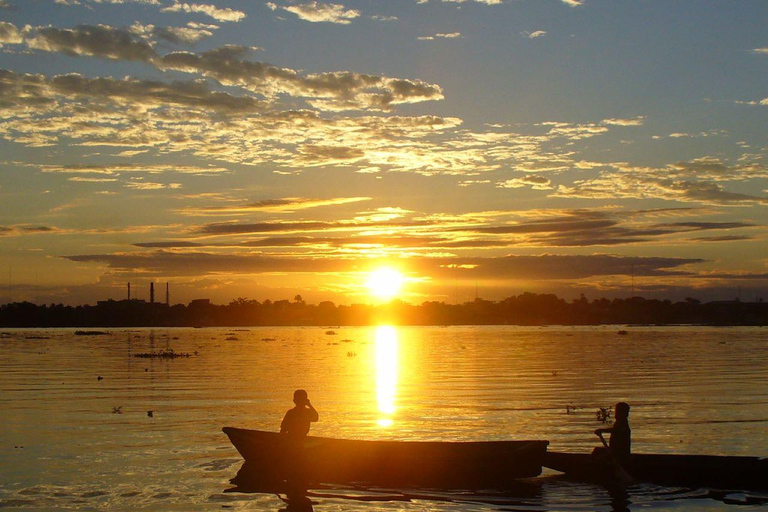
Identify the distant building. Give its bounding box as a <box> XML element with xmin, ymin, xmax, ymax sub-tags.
<box><xmin>188</xmin><ymin>299</ymin><xmax>211</xmax><ymax>307</ymax></box>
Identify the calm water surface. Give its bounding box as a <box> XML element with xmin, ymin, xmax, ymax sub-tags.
<box><xmin>1</xmin><ymin>326</ymin><xmax>767</xmax><ymax>511</ymax></box>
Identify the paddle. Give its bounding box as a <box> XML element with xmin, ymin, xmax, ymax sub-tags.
<box><xmin>596</xmin><ymin>432</ymin><xmax>636</xmax><ymax>487</ymax></box>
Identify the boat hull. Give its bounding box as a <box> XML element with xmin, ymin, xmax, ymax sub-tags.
<box><xmin>545</xmin><ymin>451</ymin><xmax>768</xmax><ymax>491</ymax></box>
<box><xmin>224</xmin><ymin>427</ymin><xmax>548</xmax><ymax>489</ymax></box>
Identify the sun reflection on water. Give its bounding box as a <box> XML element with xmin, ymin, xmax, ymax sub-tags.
<box><xmin>375</xmin><ymin>325</ymin><xmax>399</xmax><ymax>427</ymax></box>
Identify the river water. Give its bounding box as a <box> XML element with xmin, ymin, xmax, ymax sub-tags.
<box><xmin>1</xmin><ymin>326</ymin><xmax>767</xmax><ymax>511</ymax></box>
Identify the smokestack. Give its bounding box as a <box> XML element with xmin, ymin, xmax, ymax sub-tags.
<box><xmin>150</xmin><ymin>282</ymin><xmax>155</xmax><ymax>304</ymax></box>
<box><xmin>166</xmin><ymin>282</ymin><xmax>169</xmax><ymax>306</ymax></box>
<box><xmin>128</xmin><ymin>282</ymin><xmax>131</xmax><ymax>301</ymax></box>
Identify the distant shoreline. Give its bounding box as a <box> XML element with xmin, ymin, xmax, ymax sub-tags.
<box><xmin>2</xmin><ymin>293</ymin><xmax>766</xmax><ymax>328</ymax></box>
<box><xmin>0</xmin><ymin>323</ymin><xmax>765</xmax><ymax>329</ymax></box>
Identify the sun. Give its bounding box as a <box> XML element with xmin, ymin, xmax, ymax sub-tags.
<box><xmin>366</xmin><ymin>268</ymin><xmax>405</xmax><ymax>301</ymax></box>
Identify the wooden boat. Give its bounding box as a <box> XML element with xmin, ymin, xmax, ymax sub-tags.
<box><xmin>545</xmin><ymin>451</ymin><xmax>768</xmax><ymax>491</ymax></box>
<box><xmin>223</xmin><ymin>427</ymin><xmax>548</xmax><ymax>489</ymax></box>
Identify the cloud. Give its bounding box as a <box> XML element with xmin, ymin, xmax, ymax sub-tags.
<box><xmin>497</xmin><ymin>175</ymin><xmax>552</xmax><ymax>190</ymax></box>
<box><xmin>561</xmin><ymin>0</ymin><xmax>584</xmax><ymax>6</ymax></box>
<box><xmin>660</xmin><ymin>130</ymin><xmax>727</xmax><ymax>139</ymax></box>
<box><xmin>654</xmin><ymin>221</ymin><xmax>755</xmax><ymax>231</ymax></box>
<box><xmin>0</xmin><ymin>69</ymin><xmax>463</xmax><ymax>171</ymax></box>
<box><xmin>555</xmin><ymin>175</ymin><xmax>768</xmax><ymax>206</ymax></box>
<box><xmin>552</xmin><ymin>158</ymin><xmax>768</xmax><ymax>206</ymax></box>
<box><xmin>525</xmin><ymin>31</ymin><xmax>547</xmax><ymax>39</ymax></box>
<box><xmin>666</xmin><ymin>157</ymin><xmax>768</xmax><ymax>181</ymax></box>
<box><xmin>272</xmin><ymin>1</ymin><xmax>361</xmax><ymax>24</ymax></box>
<box><xmin>690</xmin><ymin>235</ymin><xmax>753</xmax><ymax>242</ymax></box>
<box><xmin>541</xmin><ymin>121</ymin><xmax>608</xmax><ymax>139</ymax></box>
<box><xmin>62</xmin><ymin>251</ymin><xmax>703</xmax><ymax>281</ymax></box>
<box><xmin>418</xmin><ymin>32</ymin><xmax>462</xmax><ymax>41</ymax></box>
<box><xmin>125</xmin><ymin>180</ymin><xmax>182</xmax><ymax>189</ymax></box>
<box><xmin>667</xmin><ymin>181</ymin><xmax>768</xmax><ymax>205</ymax></box>
<box><xmin>160</xmin><ymin>2</ymin><xmax>246</xmax><ymax>22</ymax></box>
<box><xmin>135</xmin><ymin>234</ymin><xmax>447</xmax><ymax>250</ymax></box>
<box><xmin>156</xmin><ymin>46</ymin><xmax>444</xmax><ymax>110</ymax></box>
<box><xmin>26</xmin><ymin>24</ymin><xmax>156</xmax><ymax>61</ymax></box>
<box><xmin>444</xmin><ymin>210</ymin><xmax>757</xmax><ymax>247</ymax></box>
<box><xmin>133</xmin><ymin>241</ymin><xmax>204</xmax><ymax>248</ymax></box>
<box><xmin>181</xmin><ymin>196</ymin><xmax>371</xmax><ymax>215</ymax></box>
<box><xmin>40</xmin><ymin>163</ymin><xmax>231</xmax><ymax>175</ymax></box>
<box><xmin>601</xmin><ymin>116</ymin><xmax>644</xmax><ymax>126</ymax></box>
<box><xmin>0</xmin><ymin>224</ymin><xmax>59</xmax><ymax>236</ymax></box>
<box><xmin>195</xmin><ymin>218</ymin><xmax>432</xmax><ymax>236</ymax></box>
<box><xmin>55</xmin><ymin>0</ymin><xmax>161</xmax><ymax>4</ymax></box>
<box><xmin>67</xmin><ymin>176</ymin><xmax>119</xmax><ymax>182</ymax></box>
<box><xmin>0</xmin><ymin>70</ymin><xmax>267</xmax><ymax>113</ymax></box>
<box><xmin>22</xmin><ymin>25</ymin><xmax>444</xmax><ymax>111</ymax></box>
<box><xmin>735</xmin><ymin>98</ymin><xmax>768</xmax><ymax>107</ymax></box>
<box><xmin>296</xmin><ymin>144</ymin><xmax>366</xmax><ymax>165</ymax></box>
<box><xmin>752</xmin><ymin>48</ymin><xmax>768</xmax><ymax>55</ymax></box>
<box><xmin>0</xmin><ymin>22</ymin><xmax>22</xmax><ymax>46</ymax></box>
<box><xmin>149</xmin><ymin>207</ymin><xmax>758</xmax><ymax>250</ymax></box>
<box><xmin>132</xmin><ymin>22</ymin><xmax>217</xmax><ymax>44</ymax></box>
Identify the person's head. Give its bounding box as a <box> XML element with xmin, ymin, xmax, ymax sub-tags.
<box><xmin>293</xmin><ymin>389</ymin><xmax>308</xmax><ymax>406</ymax></box>
<box><xmin>615</xmin><ymin>402</ymin><xmax>630</xmax><ymax>420</ymax></box>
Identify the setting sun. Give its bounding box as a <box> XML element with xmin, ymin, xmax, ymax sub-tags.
<box><xmin>366</xmin><ymin>268</ymin><xmax>405</xmax><ymax>301</ymax></box>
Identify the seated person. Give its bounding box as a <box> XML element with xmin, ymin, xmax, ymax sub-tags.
<box><xmin>594</xmin><ymin>402</ymin><xmax>631</xmax><ymax>462</ymax></box>
<box><xmin>281</xmin><ymin>389</ymin><xmax>319</xmax><ymax>440</ymax></box>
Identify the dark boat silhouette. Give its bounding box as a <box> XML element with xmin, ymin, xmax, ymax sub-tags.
<box><xmin>545</xmin><ymin>451</ymin><xmax>768</xmax><ymax>491</ymax></box>
<box><xmin>223</xmin><ymin>427</ymin><xmax>548</xmax><ymax>489</ymax></box>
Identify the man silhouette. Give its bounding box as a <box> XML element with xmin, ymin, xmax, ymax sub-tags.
<box><xmin>281</xmin><ymin>389</ymin><xmax>319</xmax><ymax>439</ymax></box>
<box><xmin>280</xmin><ymin>390</ymin><xmax>318</xmax><ymax>505</ymax></box>
<box><xmin>595</xmin><ymin>402</ymin><xmax>631</xmax><ymax>462</ymax></box>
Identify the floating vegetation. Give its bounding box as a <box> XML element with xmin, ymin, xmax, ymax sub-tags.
<box><xmin>133</xmin><ymin>349</ymin><xmax>192</xmax><ymax>359</ymax></box>
<box><xmin>596</xmin><ymin>406</ymin><xmax>613</xmax><ymax>423</ymax></box>
<box><xmin>75</xmin><ymin>331</ymin><xmax>109</xmax><ymax>336</ymax></box>
<box><xmin>262</xmin><ymin>337</ymin><xmax>276</xmax><ymax>341</ymax></box>
<box><xmin>112</xmin><ymin>406</ymin><xmax>123</xmax><ymax>414</ymax></box>
<box><xmin>325</xmin><ymin>330</ymin><xmax>337</xmax><ymax>335</ymax></box>
<box><xmin>0</xmin><ymin>332</ymin><xmax>11</xmax><ymax>338</ymax></box>
<box><xmin>225</xmin><ymin>336</ymin><xmax>239</xmax><ymax>341</ymax></box>
<box><xmin>617</xmin><ymin>330</ymin><xmax>629</xmax><ymax>335</ymax></box>
<box><xmin>566</xmin><ymin>404</ymin><xmax>577</xmax><ymax>414</ymax></box>
<box><xmin>341</xmin><ymin>339</ymin><xmax>354</xmax><ymax>343</ymax></box>
<box><xmin>347</xmin><ymin>351</ymin><xmax>357</xmax><ymax>357</ymax></box>
<box><xmin>25</xmin><ymin>336</ymin><xmax>50</xmax><ymax>340</ymax></box>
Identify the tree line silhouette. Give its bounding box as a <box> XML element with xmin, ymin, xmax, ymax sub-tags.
<box><xmin>1</xmin><ymin>293</ymin><xmax>765</xmax><ymax>327</ymax></box>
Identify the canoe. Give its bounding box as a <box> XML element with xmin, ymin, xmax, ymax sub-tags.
<box><xmin>223</xmin><ymin>427</ymin><xmax>548</xmax><ymax>489</ymax></box>
<box><xmin>545</xmin><ymin>451</ymin><xmax>768</xmax><ymax>491</ymax></box>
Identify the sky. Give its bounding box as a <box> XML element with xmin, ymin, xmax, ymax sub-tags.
<box><xmin>0</xmin><ymin>0</ymin><xmax>766</xmax><ymax>306</ymax></box>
